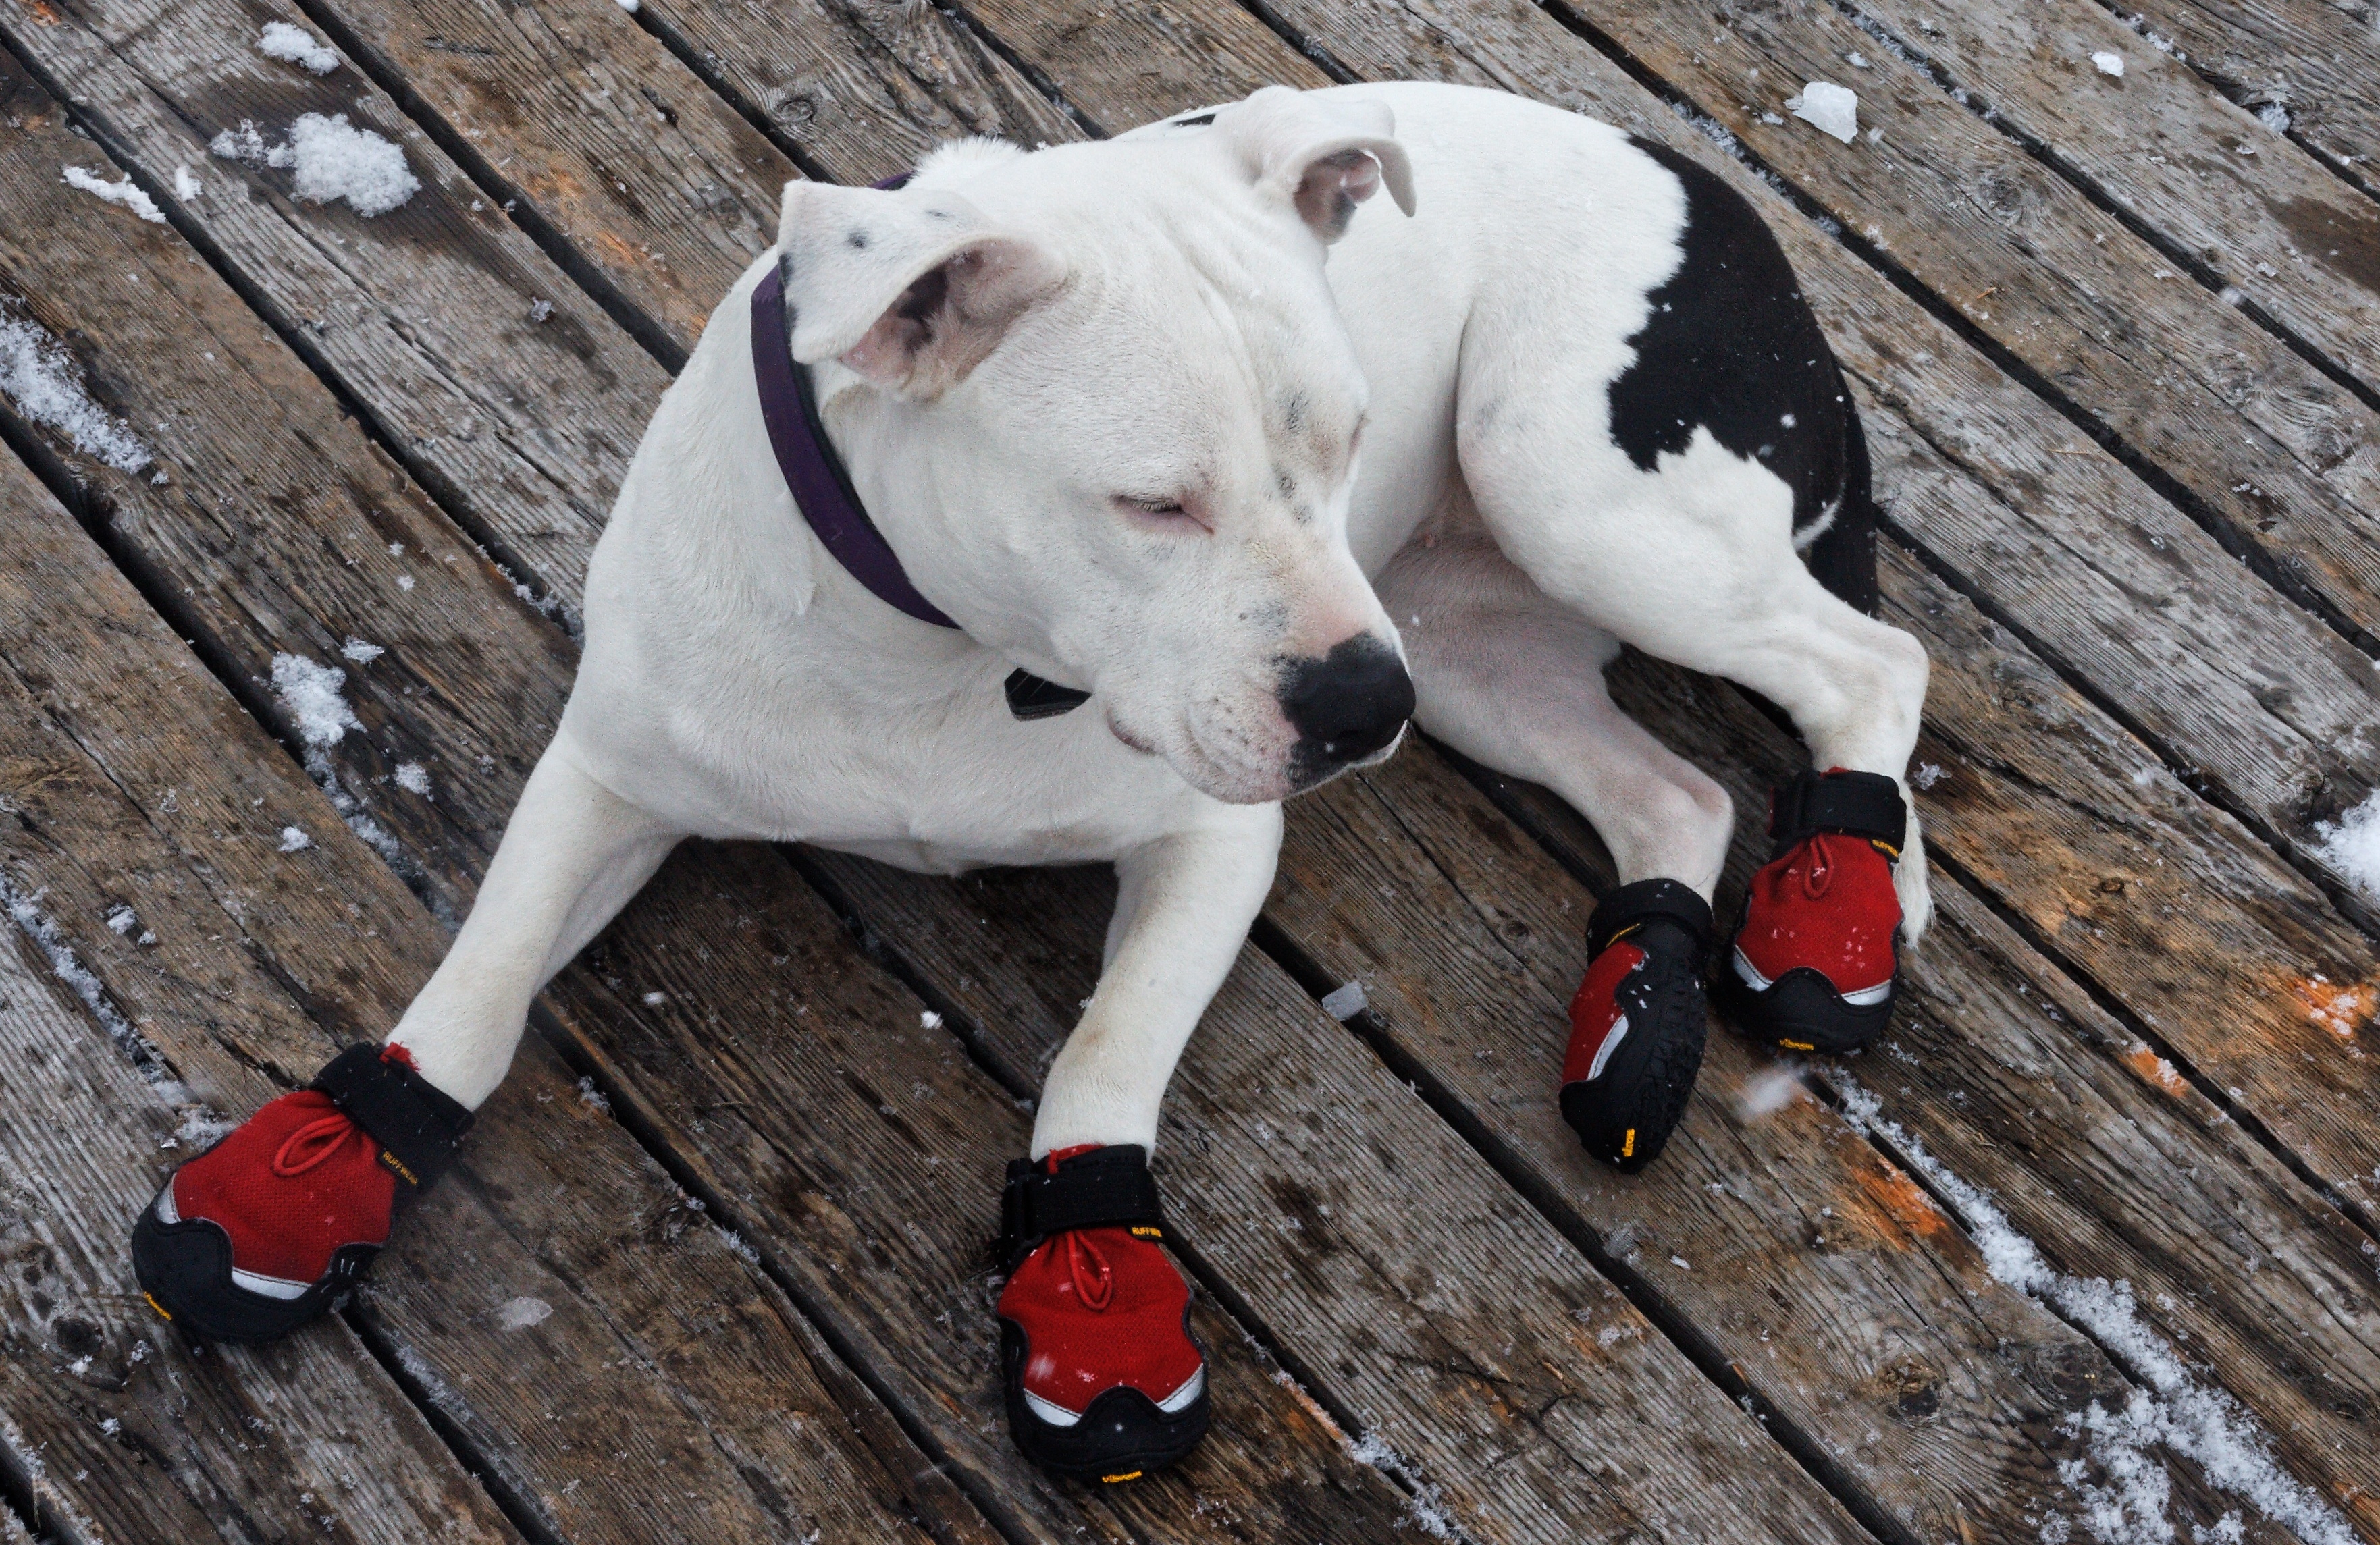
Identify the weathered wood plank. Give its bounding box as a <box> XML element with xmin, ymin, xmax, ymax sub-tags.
<box><xmin>0</xmin><ymin>70</ymin><xmax>1007</xmax><ymax>1545</ymax></box>
<box><xmin>0</xmin><ymin>41</ymin><xmax>1421</xmax><ymax>1539</ymax></box>
<box><xmin>1582</xmin><ymin>0</ymin><xmax>2380</xmax><ymax>400</ymax></box>
<box><xmin>0</xmin><ymin>0</ymin><xmax>660</xmax><ymax>598</ymax></box>
<box><xmin>292</xmin><ymin>0</ymin><xmax>787</xmax><ymax>350</ymax></box>
<box><xmin>1531</xmin><ymin>0</ymin><xmax>2380</xmax><ymax>649</ymax></box>
<box><xmin>1462</xmin><ymin>537</ymin><xmax>2380</xmax><ymax>1534</ymax></box>
<box><xmin>0</xmin><ymin>467</ymin><xmax>524</xmax><ymax>1545</ymax></box>
<box><xmin>633</xmin><ymin>0</ymin><xmax>1078</xmax><ymax>182</ymax></box>
<box><xmin>2058</xmin><ymin>0</ymin><xmax>2380</xmax><ymax>199</ymax></box>
<box><xmin>808</xmin><ymin>856</ymin><xmax>1879</xmax><ymax>1544</ymax></box>
<box><xmin>1261</xmin><ymin>754</ymin><xmax>2129</xmax><ymax>1542</ymax></box>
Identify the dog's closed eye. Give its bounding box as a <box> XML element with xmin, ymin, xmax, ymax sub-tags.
<box><xmin>1113</xmin><ymin>494</ymin><xmax>1211</xmax><ymax>531</ymax></box>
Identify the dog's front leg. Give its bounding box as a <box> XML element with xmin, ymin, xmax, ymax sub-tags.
<box><xmin>132</xmin><ymin>738</ymin><xmax>679</xmax><ymax>1342</ymax></box>
<box><xmin>992</xmin><ymin>803</ymin><xmax>1280</xmax><ymax>1479</ymax></box>
<box><xmin>1031</xmin><ymin>804</ymin><xmax>1283</xmax><ymax>1157</ymax></box>
<box><xmin>386</xmin><ymin>742</ymin><xmax>682</xmax><ymax>1105</ymax></box>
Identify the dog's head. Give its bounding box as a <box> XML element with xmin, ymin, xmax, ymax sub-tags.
<box><xmin>775</xmin><ymin>88</ymin><xmax>1417</xmax><ymax>804</ymax></box>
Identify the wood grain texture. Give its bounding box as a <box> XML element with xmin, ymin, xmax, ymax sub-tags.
<box><xmin>0</xmin><ymin>458</ymin><xmax>523</xmax><ymax>1545</ymax></box>
<box><xmin>812</xmin><ymin>855</ymin><xmax>1878</xmax><ymax>1545</ymax></box>
<box><xmin>1530</xmin><ymin>0</ymin><xmax>2380</xmax><ymax>651</ymax></box>
<box><xmin>0</xmin><ymin>40</ymin><xmax>1421</xmax><ymax>1540</ymax></box>
<box><xmin>0</xmin><ymin>0</ymin><xmax>662</xmax><ymax>599</ymax></box>
<box><xmin>2067</xmin><ymin>0</ymin><xmax>2380</xmax><ymax>198</ymax></box>
<box><xmin>1263</xmin><ymin>751</ymin><xmax>2124</xmax><ymax>1542</ymax></box>
<box><xmin>0</xmin><ymin>66</ymin><xmax>1005</xmax><ymax>1545</ymax></box>
<box><xmin>304</xmin><ymin>0</ymin><xmax>794</xmax><ymax>348</ymax></box>
<box><xmin>637</xmin><ymin>0</ymin><xmax>1080</xmax><ymax>184</ymax></box>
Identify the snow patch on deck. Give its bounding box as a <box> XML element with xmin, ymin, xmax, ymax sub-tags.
<box><xmin>0</xmin><ymin>312</ymin><xmax>152</xmax><ymax>471</ymax></box>
<box><xmin>1836</xmin><ymin>1077</ymin><xmax>2353</xmax><ymax>1544</ymax></box>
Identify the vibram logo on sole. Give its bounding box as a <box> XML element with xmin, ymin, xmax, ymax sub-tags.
<box><xmin>144</xmin><ymin>1291</ymin><xmax>173</xmax><ymax>1321</ymax></box>
<box><xmin>1101</xmin><ymin>1471</ymin><xmax>1143</xmax><ymax>1484</ymax></box>
<box><xmin>1621</xmin><ymin>1129</ymin><xmax>1635</xmax><ymax>1158</ymax></box>
<box><xmin>1779</xmin><ymin>1039</ymin><xmax>1816</xmax><ymax>1052</ymax></box>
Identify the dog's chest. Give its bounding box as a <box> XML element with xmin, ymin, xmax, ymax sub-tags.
<box><xmin>593</xmin><ymin>659</ymin><xmax>1218</xmax><ymax>873</ymax></box>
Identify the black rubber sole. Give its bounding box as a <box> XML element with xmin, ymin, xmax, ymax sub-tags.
<box><xmin>999</xmin><ymin>1321</ymin><xmax>1210</xmax><ymax>1483</ymax></box>
<box><xmin>1560</xmin><ymin>960</ymin><xmax>1708</xmax><ymax>1175</ymax></box>
<box><xmin>130</xmin><ymin>1191</ymin><xmax>359</xmax><ymax>1344</ymax></box>
<box><xmin>1718</xmin><ymin>960</ymin><xmax>1895</xmax><ymax>1056</ymax></box>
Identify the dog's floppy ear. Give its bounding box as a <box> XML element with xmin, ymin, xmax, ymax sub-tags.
<box><xmin>1217</xmin><ymin>86</ymin><xmax>1416</xmax><ymax>243</ymax></box>
<box><xmin>777</xmin><ymin>179</ymin><xmax>1065</xmax><ymax>398</ymax></box>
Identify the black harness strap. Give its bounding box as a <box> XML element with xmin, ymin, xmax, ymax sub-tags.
<box><xmin>998</xmin><ymin>1145</ymin><xmax>1166</xmax><ymax>1271</ymax></box>
<box><xmin>311</xmin><ymin>1045</ymin><xmax>474</xmax><ymax>1190</ymax></box>
<box><xmin>1767</xmin><ymin>768</ymin><xmax>1907</xmax><ymax>857</ymax></box>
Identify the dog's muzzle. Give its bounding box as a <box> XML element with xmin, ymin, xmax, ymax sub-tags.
<box><xmin>1279</xmin><ymin>634</ymin><xmax>1415</xmax><ymax>788</ymax></box>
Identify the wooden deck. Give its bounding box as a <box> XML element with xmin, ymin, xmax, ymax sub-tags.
<box><xmin>2</xmin><ymin>0</ymin><xmax>2378</xmax><ymax>1536</ymax></box>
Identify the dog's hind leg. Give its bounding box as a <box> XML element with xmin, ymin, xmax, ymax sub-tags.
<box><xmin>1375</xmin><ymin>522</ymin><xmax>1726</xmax><ymax>1172</ymax></box>
<box><xmin>992</xmin><ymin>803</ymin><xmax>1279</xmax><ymax>1477</ymax></box>
<box><xmin>1375</xmin><ymin>521</ymin><xmax>1735</xmax><ymax>898</ymax></box>
<box><xmin>1462</xmin><ymin>429</ymin><xmax>1930</xmax><ymax>1060</ymax></box>
<box><xmin>132</xmin><ymin>737</ymin><xmax>679</xmax><ymax>1341</ymax></box>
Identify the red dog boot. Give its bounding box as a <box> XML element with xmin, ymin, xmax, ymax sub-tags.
<box><xmin>132</xmin><ymin>1043</ymin><xmax>471</xmax><ymax>1343</ymax></box>
<box><xmin>1560</xmin><ymin>878</ymin><xmax>1713</xmax><ymax>1173</ymax></box>
<box><xmin>995</xmin><ymin>1144</ymin><xmax>1208</xmax><ymax>1482</ymax></box>
<box><xmin>1722</xmin><ymin>767</ymin><xmax>1906</xmax><ymax>1054</ymax></box>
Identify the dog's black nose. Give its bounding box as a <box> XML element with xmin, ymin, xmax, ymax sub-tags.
<box><xmin>1279</xmin><ymin>634</ymin><xmax>1415</xmax><ymax>781</ymax></box>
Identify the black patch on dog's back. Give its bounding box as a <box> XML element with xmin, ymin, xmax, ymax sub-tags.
<box><xmin>1608</xmin><ymin>137</ymin><xmax>1876</xmax><ymax>613</ymax></box>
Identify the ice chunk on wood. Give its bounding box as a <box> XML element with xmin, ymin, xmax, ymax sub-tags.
<box><xmin>1791</xmin><ymin>82</ymin><xmax>1858</xmax><ymax>144</ymax></box>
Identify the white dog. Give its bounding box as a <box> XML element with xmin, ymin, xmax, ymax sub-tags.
<box><xmin>135</xmin><ymin>82</ymin><xmax>1930</xmax><ymax>1482</ymax></box>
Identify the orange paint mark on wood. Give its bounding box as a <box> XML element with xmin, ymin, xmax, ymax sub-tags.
<box><xmin>1855</xmin><ymin>1160</ymin><xmax>1951</xmax><ymax>1243</ymax></box>
<box><xmin>2292</xmin><ymin>975</ymin><xmax>2375</xmax><ymax>1041</ymax></box>
<box><xmin>2123</xmin><ymin>1043</ymin><xmax>2190</xmax><ymax>1097</ymax></box>
<box><xmin>596</xmin><ymin>230</ymin><xmax>646</xmax><ymax>269</ymax></box>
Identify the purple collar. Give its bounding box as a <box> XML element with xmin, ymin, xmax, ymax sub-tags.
<box><xmin>751</xmin><ymin>192</ymin><xmax>1090</xmax><ymax>720</ymax></box>
<box><xmin>751</xmin><ymin>257</ymin><xmax>959</xmax><ymax>630</ymax></box>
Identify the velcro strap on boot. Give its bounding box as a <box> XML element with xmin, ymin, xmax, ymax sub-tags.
<box><xmin>1588</xmin><ymin>877</ymin><xmax>1714</xmax><ymax>956</ymax></box>
<box><xmin>310</xmin><ymin>1046</ymin><xmax>474</xmax><ymax>1191</ymax></box>
<box><xmin>1768</xmin><ymin>769</ymin><xmax>1906</xmax><ymax>858</ymax></box>
<box><xmin>998</xmin><ymin>1145</ymin><xmax>1165</xmax><ymax>1272</ymax></box>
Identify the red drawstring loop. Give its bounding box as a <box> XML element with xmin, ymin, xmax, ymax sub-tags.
<box><xmin>272</xmin><ymin>1112</ymin><xmax>365</xmax><ymax>1176</ymax></box>
<box><xmin>1799</xmin><ymin>834</ymin><xmax>1837</xmax><ymax>902</ymax></box>
<box><xmin>1065</xmin><ymin>1232</ymin><xmax>1115</xmax><ymax>1311</ymax></box>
